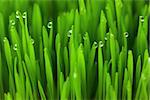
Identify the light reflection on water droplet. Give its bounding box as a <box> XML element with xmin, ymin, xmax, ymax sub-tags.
<box><xmin>140</xmin><ymin>16</ymin><xmax>144</xmax><ymax>23</ymax></box>
<box><xmin>22</xmin><ymin>12</ymin><xmax>27</xmax><ymax>19</ymax></box>
<box><xmin>67</xmin><ymin>29</ymin><xmax>72</xmax><ymax>37</ymax></box>
<box><xmin>47</xmin><ymin>21</ymin><xmax>53</xmax><ymax>29</ymax></box>
<box><xmin>94</xmin><ymin>41</ymin><xmax>98</xmax><ymax>48</ymax></box>
<box><xmin>13</xmin><ymin>44</ymin><xmax>18</xmax><ymax>51</ymax></box>
<box><xmin>105</xmin><ymin>33</ymin><xmax>110</xmax><ymax>41</ymax></box>
<box><xmin>29</xmin><ymin>36</ymin><xmax>34</xmax><ymax>45</ymax></box>
<box><xmin>99</xmin><ymin>41</ymin><xmax>104</xmax><ymax>47</ymax></box>
<box><xmin>124</xmin><ymin>32</ymin><xmax>129</xmax><ymax>38</ymax></box>
<box><xmin>3</xmin><ymin>37</ymin><xmax>7</xmax><ymax>42</ymax></box>
<box><xmin>10</xmin><ymin>20</ymin><xmax>15</xmax><ymax>26</ymax></box>
<box><xmin>16</xmin><ymin>10</ymin><xmax>21</xmax><ymax>19</ymax></box>
<box><xmin>31</xmin><ymin>38</ymin><xmax>34</xmax><ymax>44</ymax></box>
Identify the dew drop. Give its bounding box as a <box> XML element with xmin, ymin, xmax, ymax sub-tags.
<box><xmin>10</xmin><ymin>20</ymin><xmax>15</xmax><ymax>26</ymax></box>
<box><xmin>47</xmin><ymin>21</ymin><xmax>53</xmax><ymax>29</ymax></box>
<box><xmin>31</xmin><ymin>38</ymin><xmax>34</xmax><ymax>44</ymax></box>
<box><xmin>13</xmin><ymin>44</ymin><xmax>18</xmax><ymax>51</ymax></box>
<box><xmin>104</xmin><ymin>37</ymin><xmax>108</xmax><ymax>41</ymax></box>
<box><xmin>16</xmin><ymin>10</ymin><xmax>21</xmax><ymax>19</ymax></box>
<box><xmin>99</xmin><ymin>41</ymin><xmax>104</xmax><ymax>47</ymax></box>
<box><xmin>140</xmin><ymin>16</ymin><xmax>144</xmax><ymax>23</ymax></box>
<box><xmin>105</xmin><ymin>33</ymin><xmax>109</xmax><ymax>41</ymax></box>
<box><xmin>29</xmin><ymin>36</ymin><xmax>34</xmax><ymax>44</ymax></box>
<box><xmin>3</xmin><ymin>37</ymin><xmax>7</xmax><ymax>42</ymax></box>
<box><xmin>94</xmin><ymin>41</ymin><xmax>98</xmax><ymax>48</ymax></box>
<box><xmin>124</xmin><ymin>32</ymin><xmax>129</xmax><ymax>38</ymax></box>
<box><xmin>67</xmin><ymin>29</ymin><xmax>72</xmax><ymax>37</ymax></box>
<box><xmin>22</xmin><ymin>12</ymin><xmax>27</xmax><ymax>19</ymax></box>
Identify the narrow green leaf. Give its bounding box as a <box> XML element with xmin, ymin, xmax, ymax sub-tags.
<box><xmin>44</xmin><ymin>48</ymin><xmax>54</xmax><ymax>99</ymax></box>
<box><xmin>115</xmin><ymin>72</ymin><xmax>118</xmax><ymax>99</ymax></box>
<box><xmin>135</xmin><ymin>55</ymin><xmax>141</xmax><ymax>91</ymax></box>
<box><xmin>139</xmin><ymin>80</ymin><xmax>148</xmax><ymax>100</ymax></box>
<box><xmin>32</xmin><ymin>3</ymin><xmax>42</xmax><ymax>60</ymax></box>
<box><xmin>83</xmin><ymin>32</ymin><xmax>90</xmax><ymax>63</ymax></box>
<box><xmin>14</xmin><ymin>57</ymin><xmax>21</xmax><ymax>97</ymax></box>
<box><xmin>106</xmin><ymin>3</ymin><xmax>117</xmax><ymax>36</ymax></box>
<box><xmin>60</xmin><ymin>72</ymin><xmax>64</xmax><ymax>96</ymax></box>
<box><xmin>74</xmin><ymin>10</ymin><xmax>81</xmax><ymax>48</ymax></box>
<box><xmin>4</xmin><ymin>93</ymin><xmax>12</xmax><ymax>100</ymax></box>
<box><xmin>110</xmin><ymin>33</ymin><xmax>116</xmax><ymax>86</ymax></box>
<box><xmin>38</xmin><ymin>80</ymin><xmax>46</xmax><ymax>100</ymax></box>
<box><xmin>63</xmin><ymin>47</ymin><xmax>69</xmax><ymax>77</ymax></box>
<box><xmin>115</xmin><ymin>0</ymin><xmax>123</xmax><ymax>34</ymax></box>
<box><xmin>3</xmin><ymin>37</ymin><xmax>13</xmax><ymax>74</ymax></box>
<box><xmin>3</xmin><ymin>37</ymin><xmax>15</xmax><ymax>96</ymax></box>
<box><xmin>55</xmin><ymin>34</ymin><xmax>61</xmax><ymax>98</ymax></box>
<box><xmin>61</xmin><ymin>77</ymin><xmax>70</xmax><ymax>100</ymax></box>
<box><xmin>110</xmin><ymin>85</ymin><xmax>117</xmax><ymax>100</ymax></box>
<box><xmin>106</xmin><ymin>73</ymin><xmax>111</xmax><ymax>100</ymax></box>
<box><xmin>73</xmin><ymin>68</ymin><xmax>81</xmax><ymax>100</ymax></box>
<box><xmin>0</xmin><ymin>51</ymin><xmax>3</xmax><ymax>98</ymax></box>
<box><xmin>103</xmin><ymin>61</ymin><xmax>108</xmax><ymax>100</ymax></box>
<box><xmin>0</xmin><ymin>13</ymin><xmax>5</xmax><ymax>43</ymax></box>
<box><xmin>118</xmin><ymin>47</ymin><xmax>126</xmax><ymax>99</ymax></box>
<box><xmin>79</xmin><ymin>0</ymin><xmax>86</xmax><ymax>13</ymax></box>
<box><xmin>127</xmin><ymin>80</ymin><xmax>132</xmax><ymax>100</ymax></box>
<box><xmin>97</xmin><ymin>10</ymin><xmax>107</xmax><ymax>42</ymax></box>
<box><xmin>122</xmin><ymin>68</ymin><xmax>128</xmax><ymax>100</ymax></box>
<box><xmin>127</xmin><ymin>50</ymin><xmax>133</xmax><ymax>84</ymax></box>
<box><xmin>77</xmin><ymin>44</ymin><xmax>86</xmax><ymax>98</ymax></box>
<box><xmin>22</xmin><ymin>61</ymin><xmax>33</xmax><ymax>100</ymax></box>
<box><xmin>98</xmin><ymin>42</ymin><xmax>103</xmax><ymax>99</ymax></box>
<box><xmin>42</xmin><ymin>26</ymin><xmax>49</xmax><ymax>49</ymax></box>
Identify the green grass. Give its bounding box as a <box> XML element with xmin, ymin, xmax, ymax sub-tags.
<box><xmin>0</xmin><ymin>0</ymin><xmax>149</xmax><ymax>99</ymax></box>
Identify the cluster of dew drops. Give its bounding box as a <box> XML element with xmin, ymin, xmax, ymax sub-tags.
<box><xmin>66</xmin><ymin>29</ymin><xmax>129</xmax><ymax>49</ymax></box>
<box><xmin>6</xmin><ymin>10</ymin><xmax>144</xmax><ymax>52</ymax></box>
<box><xmin>59</xmin><ymin>15</ymin><xmax>144</xmax><ymax>48</ymax></box>
<box><xmin>66</xmin><ymin>15</ymin><xmax>145</xmax><ymax>48</ymax></box>
<box><xmin>3</xmin><ymin>11</ymin><xmax>34</xmax><ymax>52</ymax></box>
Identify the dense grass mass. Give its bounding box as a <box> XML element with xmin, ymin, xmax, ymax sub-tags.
<box><xmin>0</xmin><ymin>0</ymin><xmax>150</xmax><ymax>100</ymax></box>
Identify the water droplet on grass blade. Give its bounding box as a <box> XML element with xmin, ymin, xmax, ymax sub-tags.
<box><xmin>140</xmin><ymin>16</ymin><xmax>144</xmax><ymax>23</ymax></box>
<box><xmin>29</xmin><ymin>36</ymin><xmax>34</xmax><ymax>44</ymax></box>
<box><xmin>104</xmin><ymin>37</ymin><xmax>108</xmax><ymax>41</ymax></box>
<box><xmin>22</xmin><ymin>12</ymin><xmax>27</xmax><ymax>19</ymax></box>
<box><xmin>105</xmin><ymin>33</ymin><xmax>109</xmax><ymax>41</ymax></box>
<box><xmin>31</xmin><ymin>38</ymin><xmax>34</xmax><ymax>44</ymax></box>
<box><xmin>16</xmin><ymin>10</ymin><xmax>21</xmax><ymax>19</ymax></box>
<box><xmin>3</xmin><ymin>37</ymin><xmax>7</xmax><ymax>42</ymax></box>
<box><xmin>94</xmin><ymin>41</ymin><xmax>98</xmax><ymax>48</ymax></box>
<box><xmin>47</xmin><ymin>21</ymin><xmax>52</xmax><ymax>29</ymax></box>
<box><xmin>10</xmin><ymin>20</ymin><xmax>15</xmax><ymax>26</ymax></box>
<box><xmin>67</xmin><ymin>29</ymin><xmax>72</xmax><ymax>37</ymax></box>
<box><xmin>13</xmin><ymin>44</ymin><xmax>18</xmax><ymax>51</ymax></box>
<box><xmin>124</xmin><ymin>32</ymin><xmax>129</xmax><ymax>38</ymax></box>
<box><xmin>99</xmin><ymin>41</ymin><xmax>104</xmax><ymax>47</ymax></box>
